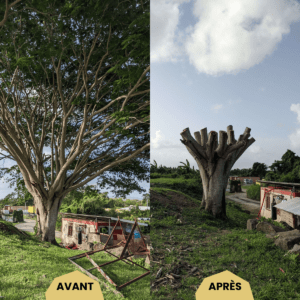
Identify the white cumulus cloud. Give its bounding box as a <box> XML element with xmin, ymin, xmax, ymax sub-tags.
<box><xmin>151</xmin><ymin>0</ymin><xmax>191</xmax><ymax>63</ymax></box>
<box><xmin>290</xmin><ymin>103</ymin><xmax>300</xmax><ymax>123</ymax></box>
<box><xmin>151</xmin><ymin>0</ymin><xmax>300</xmax><ymax>75</ymax></box>
<box><xmin>185</xmin><ymin>0</ymin><xmax>300</xmax><ymax>75</ymax></box>
<box><xmin>151</xmin><ymin>130</ymin><xmax>164</xmax><ymax>149</ymax></box>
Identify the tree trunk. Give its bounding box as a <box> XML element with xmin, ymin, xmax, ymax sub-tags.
<box><xmin>34</xmin><ymin>195</ymin><xmax>62</xmax><ymax>245</ymax></box>
<box><xmin>201</xmin><ymin>169</ymin><xmax>228</xmax><ymax>218</ymax></box>
<box><xmin>180</xmin><ymin>126</ymin><xmax>255</xmax><ymax>219</ymax></box>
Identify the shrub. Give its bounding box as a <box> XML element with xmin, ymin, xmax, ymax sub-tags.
<box><xmin>247</xmin><ymin>184</ymin><xmax>260</xmax><ymax>200</ymax></box>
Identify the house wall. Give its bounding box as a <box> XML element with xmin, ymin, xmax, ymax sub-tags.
<box><xmin>10</xmin><ymin>206</ymin><xmax>27</xmax><ymax>211</ymax></box>
<box><xmin>260</xmin><ymin>187</ymin><xmax>300</xmax><ymax>227</ymax></box>
<box><xmin>61</xmin><ymin>217</ymin><xmax>127</xmax><ymax>251</ymax></box>
<box><xmin>276</xmin><ymin>210</ymin><xmax>295</xmax><ymax>228</ymax></box>
<box><xmin>61</xmin><ymin>218</ymin><xmax>96</xmax><ymax>250</ymax></box>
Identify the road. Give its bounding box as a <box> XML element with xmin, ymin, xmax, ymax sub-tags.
<box><xmin>226</xmin><ymin>190</ymin><xmax>260</xmax><ymax>214</ymax></box>
<box><xmin>15</xmin><ymin>218</ymin><xmax>62</xmax><ymax>238</ymax></box>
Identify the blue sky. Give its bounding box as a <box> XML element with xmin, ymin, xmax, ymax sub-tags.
<box><xmin>151</xmin><ymin>0</ymin><xmax>300</xmax><ymax>172</ymax></box>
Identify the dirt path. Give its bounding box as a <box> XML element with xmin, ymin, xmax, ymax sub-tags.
<box><xmin>226</xmin><ymin>189</ymin><xmax>260</xmax><ymax>215</ymax></box>
<box><xmin>15</xmin><ymin>219</ymin><xmax>62</xmax><ymax>238</ymax></box>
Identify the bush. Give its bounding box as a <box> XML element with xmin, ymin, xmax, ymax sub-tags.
<box><xmin>13</xmin><ymin>210</ymin><xmax>23</xmax><ymax>222</ymax></box>
<box><xmin>247</xmin><ymin>184</ymin><xmax>260</xmax><ymax>200</ymax></box>
<box><xmin>151</xmin><ymin>172</ymin><xmax>179</xmax><ymax>179</ymax></box>
<box><xmin>140</xmin><ymin>224</ymin><xmax>150</xmax><ymax>234</ymax></box>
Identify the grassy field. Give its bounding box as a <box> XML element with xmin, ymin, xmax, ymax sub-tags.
<box><xmin>150</xmin><ymin>175</ymin><xmax>300</xmax><ymax>300</ymax></box>
<box><xmin>242</xmin><ymin>185</ymin><xmax>252</xmax><ymax>190</ymax></box>
<box><xmin>0</xmin><ymin>219</ymin><xmax>150</xmax><ymax>300</ymax></box>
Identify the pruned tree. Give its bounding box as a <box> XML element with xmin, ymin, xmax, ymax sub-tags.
<box><xmin>0</xmin><ymin>0</ymin><xmax>150</xmax><ymax>244</ymax></box>
<box><xmin>180</xmin><ymin>125</ymin><xmax>255</xmax><ymax>218</ymax></box>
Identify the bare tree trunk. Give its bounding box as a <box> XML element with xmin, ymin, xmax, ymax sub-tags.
<box><xmin>181</xmin><ymin>126</ymin><xmax>255</xmax><ymax>219</ymax></box>
<box><xmin>34</xmin><ymin>195</ymin><xmax>62</xmax><ymax>245</ymax></box>
<box><xmin>200</xmin><ymin>168</ymin><xmax>227</xmax><ymax>218</ymax></box>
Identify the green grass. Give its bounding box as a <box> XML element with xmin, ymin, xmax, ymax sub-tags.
<box><xmin>150</xmin><ymin>177</ymin><xmax>300</xmax><ymax>300</ymax></box>
<box><xmin>0</xmin><ymin>220</ymin><xmax>150</xmax><ymax>300</ymax></box>
<box><xmin>150</xmin><ymin>175</ymin><xmax>202</xmax><ymax>202</ymax></box>
<box><xmin>246</xmin><ymin>184</ymin><xmax>261</xmax><ymax>200</ymax></box>
<box><xmin>151</xmin><ymin>177</ymin><xmax>196</xmax><ymax>184</ymax></box>
<box><xmin>242</xmin><ymin>185</ymin><xmax>251</xmax><ymax>190</ymax></box>
<box><xmin>151</xmin><ymin>187</ymin><xmax>200</xmax><ymax>205</ymax></box>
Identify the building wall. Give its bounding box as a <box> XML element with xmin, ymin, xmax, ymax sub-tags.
<box><xmin>260</xmin><ymin>187</ymin><xmax>300</xmax><ymax>227</ymax></box>
<box><xmin>276</xmin><ymin>210</ymin><xmax>295</xmax><ymax>228</ymax></box>
<box><xmin>10</xmin><ymin>206</ymin><xmax>27</xmax><ymax>211</ymax></box>
<box><xmin>61</xmin><ymin>218</ymin><xmax>126</xmax><ymax>250</ymax></box>
<box><xmin>61</xmin><ymin>218</ymin><xmax>98</xmax><ymax>250</ymax></box>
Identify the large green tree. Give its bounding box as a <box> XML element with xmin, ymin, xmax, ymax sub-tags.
<box><xmin>250</xmin><ymin>162</ymin><xmax>268</xmax><ymax>179</ymax></box>
<box><xmin>0</xmin><ymin>0</ymin><xmax>150</xmax><ymax>244</ymax></box>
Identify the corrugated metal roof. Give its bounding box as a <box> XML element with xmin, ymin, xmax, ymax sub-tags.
<box><xmin>274</xmin><ymin>198</ymin><xmax>300</xmax><ymax>215</ymax></box>
<box><xmin>257</xmin><ymin>180</ymin><xmax>300</xmax><ymax>187</ymax></box>
<box><xmin>59</xmin><ymin>212</ymin><xmax>148</xmax><ymax>226</ymax></box>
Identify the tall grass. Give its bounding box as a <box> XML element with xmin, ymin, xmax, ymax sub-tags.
<box><xmin>246</xmin><ymin>184</ymin><xmax>260</xmax><ymax>200</ymax></box>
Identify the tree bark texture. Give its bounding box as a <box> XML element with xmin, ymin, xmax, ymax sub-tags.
<box><xmin>180</xmin><ymin>125</ymin><xmax>255</xmax><ymax>218</ymax></box>
<box><xmin>34</xmin><ymin>195</ymin><xmax>62</xmax><ymax>244</ymax></box>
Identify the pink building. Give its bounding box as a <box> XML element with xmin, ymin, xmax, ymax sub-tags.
<box><xmin>258</xmin><ymin>181</ymin><xmax>300</xmax><ymax>228</ymax></box>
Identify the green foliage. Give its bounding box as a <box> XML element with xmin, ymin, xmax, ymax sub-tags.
<box><xmin>12</xmin><ymin>210</ymin><xmax>23</xmax><ymax>222</ymax></box>
<box><xmin>0</xmin><ymin>0</ymin><xmax>150</xmax><ymax>206</ymax></box>
<box><xmin>246</xmin><ymin>184</ymin><xmax>261</xmax><ymax>200</ymax></box>
<box><xmin>229</xmin><ymin>167</ymin><xmax>252</xmax><ymax>177</ymax></box>
<box><xmin>150</xmin><ymin>160</ymin><xmax>199</xmax><ymax>178</ymax></box>
<box><xmin>141</xmin><ymin>193</ymin><xmax>149</xmax><ymax>206</ymax></box>
<box><xmin>229</xmin><ymin>180</ymin><xmax>241</xmax><ymax>189</ymax></box>
<box><xmin>265</xmin><ymin>171</ymin><xmax>281</xmax><ymax>182</ymax></box>
<box><xmin>279</xmin><ymin>172</ymin><xmax>297</xmax><ymax>183</ymax></box>
<box><xmin>251</xmin><ymin>162</ymin><xmax>268</xmax><ymax>179</ymax></box>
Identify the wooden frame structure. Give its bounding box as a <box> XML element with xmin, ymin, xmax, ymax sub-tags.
<box><xmin>68</xmin><ymin>217</ymin><xmax>150</xmax><ymax>292</ymax></box>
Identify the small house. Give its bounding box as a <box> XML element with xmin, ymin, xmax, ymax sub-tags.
<box><xmin>3</xmin><ymin>205</ymin><xmax>12</xmax><ymax>212</ymax></box>
<box><xmin>257</xmin><ymin>180</ymin><xmax>300</xmax><ymax>228</ymax></box>
<box><xmin>59</xmin><ymin>213</ymin><xmax>149</xmax><ymax>251</ymax></box>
